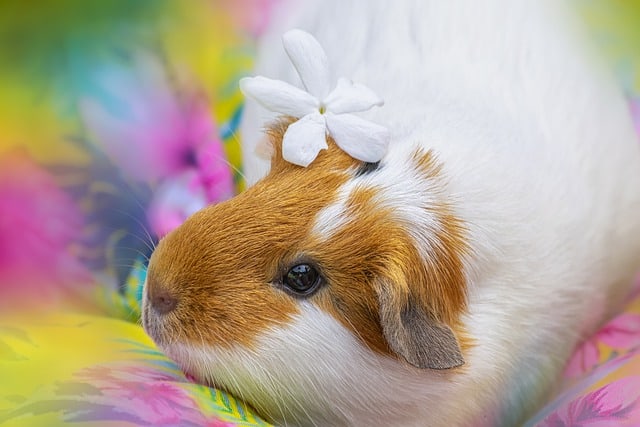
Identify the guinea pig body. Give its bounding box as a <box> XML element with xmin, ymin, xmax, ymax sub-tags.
<box><xmin>143</xmin><ymin>1</ymin><xmax>640</xmax><ymax>426</ymax></box>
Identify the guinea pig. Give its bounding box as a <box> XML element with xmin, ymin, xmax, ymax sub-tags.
<box><xmin>142</xmin><ymin>1</ymin><xmax>640</xmax><ymax>426</ymax></box>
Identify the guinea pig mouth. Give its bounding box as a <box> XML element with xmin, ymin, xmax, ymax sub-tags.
<box><xmin>141</xmin><ymin>303</ymin><xmax>172</xmax><ymax>347</ymax></box>
<box><xmin>142</xmin><ymin>305</ymin><xmax>210</xmax><ymax>386</ymax></box>
<box><xmin>141</xmin><ymin>303</ymin><xmax>243</xmax><ymax>396</ymax></box>
<box><xmin>152</xmin><ymin>343</ymin><xmax>229</xmax><ymax>392</ymax></box>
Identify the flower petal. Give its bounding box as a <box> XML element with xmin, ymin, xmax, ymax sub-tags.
<box><xmin>282</xmin><ymin>113</ymin><xmax>328</xmax><ymax>167</ymax></box>
<box><xmin>324</xmin><ymin>78</ymin><xmax>384</xmax><ymax>114</ymax></box>
<box><xmin>282</xmin><ymin>29</ymin><xmax>331</xmax><ymax>99</ymax></box>
<box><xmin>325</xmin><ymin>113</ymin><xmax>390</xmax><ymax>162</ymax></box>
<box><xmin>239</xmin><ymin>76</ymin><xmax>318</xmax><ymax>117</ymax></box>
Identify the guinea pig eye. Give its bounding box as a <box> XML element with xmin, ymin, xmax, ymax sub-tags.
<box><xmin>283</xmin><ymin>263</ymin><xmax>322</xmax><ymax>296</ymax></box>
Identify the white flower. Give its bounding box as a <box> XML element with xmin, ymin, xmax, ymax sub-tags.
<box><xmin>240</xmin><ymin>29</ymin><xmax>390</xmax><ymax>167</ymax></box>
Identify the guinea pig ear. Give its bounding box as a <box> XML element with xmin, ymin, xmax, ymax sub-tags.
<box><xmin>377</xmin><ymin>284</ymin><xmax>465</xmax><ymax>370</ymax></box>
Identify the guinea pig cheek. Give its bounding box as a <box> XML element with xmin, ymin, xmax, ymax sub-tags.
<box><xmin>148</xmin><ymin>278</ymin><xmax>300</xmax><ymax>351</ymax></box>
<box><xmin>303</xmin><ymin>161</ymin><xmax>472</xmax><ymax>369</ymax></box>
<box><xmin>160</xmin><ymin>302</ymin><xmax>395</xmax><ymax>425</ymax></box>
<box><xmin>142</xmin><ymin>241</ymin><xmax>301</xmax><ymax>365</ymax></box>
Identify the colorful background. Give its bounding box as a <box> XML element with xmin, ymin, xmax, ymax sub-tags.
<box><xmin>0</xmin><ymin>1</ymin><xmax>639</xmax><ymax>426</ymax></box>
<box><xmin>0</xmin><ymin>0</ymin><xmax>275</xmax><ymax>311</ymax></box>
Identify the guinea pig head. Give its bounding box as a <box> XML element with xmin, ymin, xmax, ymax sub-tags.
<box><xmin>142</xmin><ymin>120</ymin><xmax>470</xmax><ymax>424</ymax></box>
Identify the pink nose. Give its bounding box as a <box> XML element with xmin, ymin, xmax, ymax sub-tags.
<box><xmin>147</xmin><ymin>278</ymin><xmax>178</xmax><ymax>315</ymax></box>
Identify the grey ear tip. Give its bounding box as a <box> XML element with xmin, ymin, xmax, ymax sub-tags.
<box><xmin>377</xmin><ymin>284</ymin><xmax>467</xmax><ymax>371</ymax></box>
<box><xmin>402</xmin><ymin>347</ymin><xmax>465</xmax><ymax>370</ymax></box>
<box><xmin>416</xmin><ymin>355</ymin><xmax>465</xmax><ymax>370</ymax></box>
<box><xmin>431</xmin><ymin>357</ymin><xmax>465</xmax><ymax>370</ymax></box>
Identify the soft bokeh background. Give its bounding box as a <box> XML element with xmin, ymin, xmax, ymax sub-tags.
<box><xmin>0</xmin><ymin>0</ymin><xmax>278</xmax><ymax>312</ymax></box>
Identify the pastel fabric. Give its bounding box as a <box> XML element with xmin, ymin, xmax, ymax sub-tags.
<box><xmin>1</xmin><ymin>1</ymin><xmax>640</xmax><ymax>426</ymax></box>
<box><xmin>525</xmin><ymin>280</ymin><xmax>640</xmax><ymax>427</ymax></box>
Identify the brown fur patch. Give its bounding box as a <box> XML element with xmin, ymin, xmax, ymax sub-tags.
<box><xmin>146</xmin><ymin>121</ymin><xmax>471</xmax><ymax>364</ymax></box>
<box><xmin>307</xmin><ymin>149</ymin><xmax>472</xmax><ymax>360</ymax></box>
<box><xmin>146</xmin><ymin>119</ymin><xmax>360</xmax><ymax>349</ymax></box>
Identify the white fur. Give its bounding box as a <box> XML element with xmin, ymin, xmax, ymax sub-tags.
<box><xmin>313</xmin><ymin>149</ymin><xmax>447</xmax><ymax>260</ymax></box>
<box><xmin>163</xmin><ymin>303</ymin><xmax>472</xmax><ymax>427</ymax></box>
<box><xmin>237</xmin><ymin>1</ymin><xmax>640</xmax><ymax>426</ymax></box>
<box><xmin>311</xmin><ymin>185</ymin><xmax>351</xmax><ymax>239</ymax></box>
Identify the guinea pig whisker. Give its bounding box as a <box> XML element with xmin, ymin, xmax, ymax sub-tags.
<box><xmin>124</xmin><ymin>230</ymin><xmax>156</xmax><ymax>256</ymax></box>
<box><xmin>115</xmin><ymin>294</ymin><xmax>142</xmax><ymax>323</ymax></box>
<box><xmin>135</xmin><ymin>310</ymin><xmax>143</xmax><ymax>327</ymax></box>
<box><xmin>110</xmin><ymin>208</ymin><xmax>158</xmax><ymax>252</ymax></box>
<box><xmin>161</xmin><ymin>319</ymin><xmax>181</xmax><ymax>352</ymax></box>
<box><xmin>187</xmin><ymin>325</ymin><xmax>266</xmax><ymax>418</ymax></box>
<box><xmin>100</xmin><ymin>224</ymin><xmax>154</xmax><ymax>263</ymax></box>
<box><xmin>223</xmin><ymin>130</ymin><xmax>250</xmax><ymax>182</ymax></box>
<box><xmin>263</xmin><ymin>347</ymin><xmax>321</xmax><ymax>426</ymax></box>
<box><xmin>100</xmin><ymin>223</ymin><xmax>151</xmax><ymax>250</ymax></box>
<box><xmin>110</xmin><ymin>262</ymin><xmax>148</xmax><ymax>270</ymax></box>
<box><xmin>244</xmin><ymin>355</ymin><xmax>290</xmax><ymax>423</ymax></box>
<box><xmin>193</xmin><ymin>325</ymin><xmax>218</xmax><ymax>385</ymax></box>
<box><xmin>125</xmin><ymin>244</ymin><xmax>149</xmax><ymax>263</ymax></box>
<box><xmin>217</xmin><ymin>355</ymin><xmax>255</xmax><ymax>412</ymax></box>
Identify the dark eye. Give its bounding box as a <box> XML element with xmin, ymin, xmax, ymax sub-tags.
<box><xmin>283</xmin><ymin>263</ymin><xmax>322</xmax><ymax>296</ymax></box>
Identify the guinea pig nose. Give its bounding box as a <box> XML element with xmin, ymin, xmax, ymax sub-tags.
<box><xmin>151</xmin><ymin>290</ymin><xmax>178</xmax><ymax>315</ymax></box>
<box><xmin>147</xmin><ymin>280</ymin><xmax>179</xmax><ymax>315</ymax></box>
